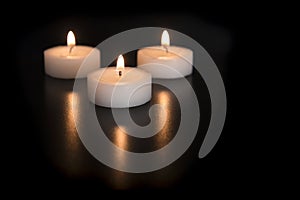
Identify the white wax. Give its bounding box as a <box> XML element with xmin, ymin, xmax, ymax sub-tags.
<box><xmin>87</xmin><ymin>67</ymin><xmax>152</xmax><ymax>108</ymax></box>
<box><xmin>137</xmin><ymin>46</ymin><xmax>193</xmax><ymax>79</ymax></box>
<box><xmin>44</xmin><ymin>45</ymin><xmax>100</xmax><ymax>79</ymax></box>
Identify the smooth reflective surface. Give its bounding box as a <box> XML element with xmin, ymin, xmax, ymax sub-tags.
<box><xmin>96</xmin><ymin>84</ymin><xmax>181</xmax><ymax>154</ymax></box>
<box><xmin>65</xmin><ymin>92</ymin><xmax>79</xmax><ymax>151</ymax></box>
<box><xmin>44</xmin><ymin>78</ymin><xmax>86</xmax><ymax>176</ymax></box>
<box><xmin>15</xmin><ymin>13</ymin><xmax>233</xmax><ymax>192</ymax></box>
<box><xmin>39</xmin><ymin>72</ymin><xmax>208</xmax><ymax>188</ymax></box>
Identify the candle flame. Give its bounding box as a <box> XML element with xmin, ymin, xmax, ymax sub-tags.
<box><xmin>116</xmin><ymin>54</ymin><xmax>125</xmax><ymax>70</ymax></box>
<box><xmin>161</xmin><ymin>30</ymin><xmax>170</xmax><ymax>46</ymax></box>
<box><xmin>67</xmin><ymin>31</ymin><xmax>76</xmax><ymax>46</ymax></box>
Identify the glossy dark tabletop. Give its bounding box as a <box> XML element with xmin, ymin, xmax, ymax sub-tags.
<box><xmin>12</xmin><ymin>12</ymin><xmax>239</xmax><ymax>193</ymax></box>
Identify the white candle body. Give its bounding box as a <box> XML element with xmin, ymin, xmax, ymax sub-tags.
<box><xmin>44</xmin><ymin>45</ymin><xmax>100</xmax><ymax>79</ymax></box>
<box><xmin>87</xmin><ymin>67</ymin><xmax>152</xmax><ymax>108</ymax></box>
<box><xmin>137</xmin><ymin>46</ymin><xmax>193</xmax><ymax>79</ymax></box>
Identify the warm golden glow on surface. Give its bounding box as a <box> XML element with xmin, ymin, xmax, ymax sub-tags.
<box><xmin>110</xmin><ymin>125</ymin><xmax>129</xmax><ymax>189</ymax></box>
<box><xmin>155</xmin><ymin>90</ymin><xmax>173</xmax><ymax>145</ymax></box>
<box><xmin>157</xmin><ymin>91</ymin><xmax>171</xmax><ymax>107</ymax></box>
<box><xmin>64</xmin><ymin>92</ymin><xmax>79</xmax><ymax>150</ymax></box>
<box><xmin>113</xmin><ymin>126</ymin><xmax>128</xmax><ymax>149</ymax></box>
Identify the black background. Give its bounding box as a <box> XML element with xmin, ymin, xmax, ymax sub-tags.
<box><xmin>4</xmin><ymin>2</ymin><xmax>281</xmax><ymax>196</ymax></box>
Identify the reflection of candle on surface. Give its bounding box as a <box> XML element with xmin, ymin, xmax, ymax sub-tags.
<box><xmin>113</xmin><ymin>126</ymin><xmax>128</xmax><ymax>150</ymax></box>
<box><xmin>137</xmin><ymin>30</ymin><xmax>193</xmax><ymax>79</ymax></box>
<box><xmin>87</xmin><ymin>55</ymin><xmax>152</xmax><ymax>108</ymax></box>
<box><xmin>64</xmin><ymin>92</ymin><xmax>81</xmax><ymax>153</ymax></box>
<box><xmin>44</xmin><ymin>30</ymin><xmax>100</xmax><ymax>79</ymax></box>
<box><xmin>111</xmin><ymin>126</ymin><xmax>129</xmax><ymax>189</ymax></box>
<box><xmin>153</xmin><ymin>90</ymin><xmax>173</xmax><ymax>148</ymax></box>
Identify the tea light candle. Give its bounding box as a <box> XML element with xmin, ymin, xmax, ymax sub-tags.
<box><xmin>88</xmin><ymin>55</ymin><xmax>152</xmax><ymax>108</ymax></box>
<box><xmin>137</xmin><ymin>30</ymin><xmax>193</xmax><ymax>79</ymax></box>
<box><xmin>44</xmin><ymin>31</ymin><xmax>100</xmax><ymax>79</ymax></box>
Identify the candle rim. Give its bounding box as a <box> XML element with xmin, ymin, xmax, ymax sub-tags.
<box><xmin>138</xmin><ymin>45</ymin><xmax>193</xmax><ymax>60</ymax></box>
<box><xmin>89</xmin><ymin>67</ymin><xmax>151</xmax><ymax>86</ymax></box>
<box><xmin>44</xmin><ymin>45</ymin><xmax>97</xmax><ymax>58</ymax></box>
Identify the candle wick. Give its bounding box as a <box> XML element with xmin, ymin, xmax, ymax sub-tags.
<box><xmin>69</xmin><ymin>45</ymin><xmax>75</xmax><ymax>54</ymax></box>
<box><xmin>119</xmin><ymin>70</ymin><xmax>122</xmax><ymax>77</ymax></box>
<box><xmin>163</xmin><ymin>45</ymin><xmax>168</xmax><ymax>53</ymax></box>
